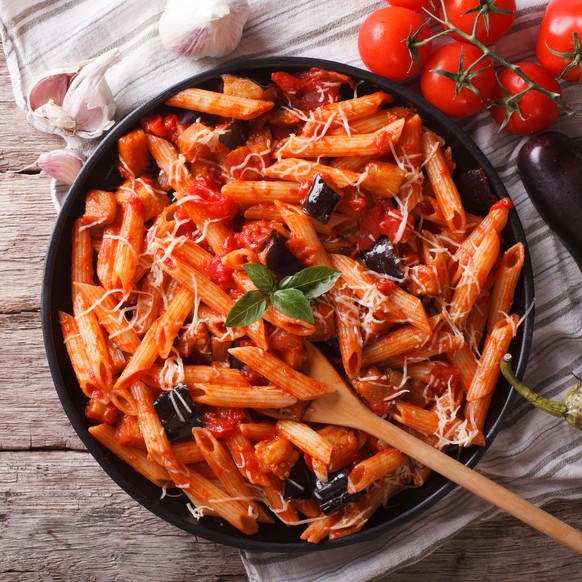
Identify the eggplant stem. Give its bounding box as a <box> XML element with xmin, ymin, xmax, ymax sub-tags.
<box><xmin>500</xmin><ymin>354</ymin><xmax>568</xmax><ymax>418</ymax></box>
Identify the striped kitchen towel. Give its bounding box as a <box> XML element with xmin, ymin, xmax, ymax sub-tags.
<box><xmin>1</xmin><ymin>1</ymin><xmax>580</xmax><ymax>580</ymax></box>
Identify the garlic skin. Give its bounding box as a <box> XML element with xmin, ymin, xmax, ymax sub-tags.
<box><xmin>27</xmin><ymin>49</ymin><xmax>120</xmax><ymax>139</ymax></box>
<box><xmin>159</xmin><ymin>0</ymin><xmax>250</xmax><ymax>59</ymax></box>
<box><xmin>36</xmin><ymin>149</ymin><xmax>86</xmax><ymax>185</ymax></box>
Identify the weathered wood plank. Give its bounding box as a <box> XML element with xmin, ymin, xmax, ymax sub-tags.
<box><xmin>0</xmin><ymin>310</ymin><xmax>82</xmax><ymax>451</ymax></box>
<box><xmin>0</xmin><ymin>172</ymin><xmax>56</xmax><ymax>313</ymax></box>
<box><xmin>0</xmin><ymin>51</ymin><xmax>63</xmax><ymax>172</ymax></box>
<box><xmin>1</xmin><ymin>450</ymin><xmax>580</xmax><ymax>581</ymax></box>
<box><xmin>0</xmin><ymin>451</ymin><xmax>246</xmax><ymax>582</ymax></box>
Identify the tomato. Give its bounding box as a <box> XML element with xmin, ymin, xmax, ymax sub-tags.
<box><xmin>357</xmin><ymin>202</ymin><xmax>415</xmax><ymax>251</ymax></box>
<box><xmin>201</xmin><ymin>407</ymin><xmax>246</xmax><ymax>439</ymax></box>
<box><xmin>491</xmin><ymin>62</ymin><xmax>562</xmax><ymax>135</ymax></box>
<box><xmin>234</xmin><ymin>219</ymin><xmax>279</xmax><ymax>251</ymax></box>
<box><xmin>386</xmin><ymin>0</ymin><xmax>435</xmax><ymax>11</ymax></box>
<box><xmin>271</xmin><ymin>68</ymin><xmax>353</xmax><ymax>110</ymax></box>
<box><xmin>206</xmin><ymin>252</ymin><xmax>235</xmax><ymax>290</ymax></box>
<box><xmin>420</xmin><ymin>43</ymin><xmax>496</xmax><ymax>118</ymax></box>
<box><xmin>183</xmin><ymin>175</ymin><xmax>237</xmax><ymax>222</ymax></box>
<box><xmin>358</xmin><ymin>6</ymin><xmax>433</xmax><ymax>81</ymax></box>
<box><xmin>441</xmin><ymin>0</ymin><xmax>516</xmax><ymax>46</ymax></box>
<box><xmin>537</xmin><ymin>0</ymin><xmax>582</xmax><ymax>83</ymax></box>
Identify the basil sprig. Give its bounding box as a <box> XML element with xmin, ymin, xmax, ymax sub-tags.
<box><xmin>224</xmin><ymin>264</ymin><xmax>341</xmax><ymax>328</ymax></box>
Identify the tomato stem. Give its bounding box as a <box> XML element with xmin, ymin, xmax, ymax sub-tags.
<box><xmin>415</xmin><ymin>0</ymin><xmax>582</xmax><ymax>119</ymax></box>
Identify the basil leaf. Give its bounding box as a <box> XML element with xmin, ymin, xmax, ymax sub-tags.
<box><xmin>224</xmin><ymin>291</ymin><xmax>269</xmax><ymax>328</ymax></box>
<box><xmin>277</xmin><ymin>266</ymin><xmax>341</xmax><ymax>299</ymax></box>
<box><xmin>271</xmin><ymin>288</ymin><xmax>314</xmax><ymax>323</ymax></box>
<box><xmin>243</xmin><ymin>263</ymin><xmax>276</xmax><ymax>294</ymax></box>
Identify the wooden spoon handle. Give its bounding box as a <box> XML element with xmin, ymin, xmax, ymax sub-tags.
<box><xmin>364</xmin><ymin>413</ymin><xmax>582</xmax><ymax>554</ymax></box>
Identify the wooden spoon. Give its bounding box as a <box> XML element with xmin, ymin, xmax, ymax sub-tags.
<box><xmin>302</xmin><ymin>343</ymin><xmax>582</xmax><ymax>553</ymax></box>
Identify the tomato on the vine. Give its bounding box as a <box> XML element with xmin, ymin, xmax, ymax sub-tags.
<box><xmin>386</xmin><ymin>0</ymin><xmax>435</xmax><ymax>12</ymax></box>
<box><xmin>420</xmin><ymin>42</ymin><xmax>496</xmax><ymax>118</ymax></box>
<box><xmin>491</xmin><ymin>62</ymin><xmax>562</xmax><ymax>135</ymax></box>
<box><xmin>358</xmin><ymin>6</ymin><xmax>433</xmax><ymax>81</ymax></box>
<box><xmin>441</xmin><ymin>0</ymin><xmax>516</xmax><ymax>46</ymax></box>
<box><xmin>537</xmin><ymin>0</ymin><xmax>582</xmax><ymax>83</ymax></box>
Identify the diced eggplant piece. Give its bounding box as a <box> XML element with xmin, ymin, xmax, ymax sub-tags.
<box><xmin>283</xmin><ymin>457</ymin><xmax>314</xmax><ymax>500</ymax></box>
<box><xmin>454</xmin><ymin>167</ymin><xmax>497</xmax><ymax>216</ymax></box>
<box><xmin>360</xmin><ymin>236</ymin><xmax>404</xmax><ymax>280</ymax></box>
<box><xmin>313</xmin><ymin>470</ymin><xmax>364</xmax><ymax>515</ymax></box>
<box><xmin>264</xmin><ymin>231</ymin><xmax>304</xmax><ymax>279</ymax></box>
<box><xmin>301</xmin><ymin>174</ymin><xmax>341</xmax><ymax>224</ymax></box>
<box><xmin>228</xmin><ymin>343</ymin><xmax>246</xmax><ymax>370</ymax></box>
<box><xmin>177</xmin><ymin>110</ymin><xmax>218</xmax><ymax>127</ymax></box>
<box><xmin>218</xmin><ymin>119</ymin><xmax>249</xmax><ymax>150</ymax></box>
<box><xmin>153</xmin><ymin>384</ymin><xmax>203</xmax><ymax>442</ymax></box>
<box><xmin>314</xmin><ymin>337</ymin><xmax>341</xmax><ymax>360</ymax></box>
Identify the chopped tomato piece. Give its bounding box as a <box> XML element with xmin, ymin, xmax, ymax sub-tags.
<box><xmin>202</xmin><ymin>407</ymin><xmax>246</xmax><ymax>439</ymax></box>
<box><xmin>235</xmin><ymin>220</ymin><xmax>279</xmax><ymax>252</ymax></box>
<box><xmin>379</xmin><ymin>209</ymin><xmax>415</xmax><ymax>244</ymax></box>
<box><xmin>184</xmin><ymin>175</ymin><xmax>237</xmax><ymax>222</ymax></box>
<box><xmin>206</xmin><ymin>252</ymin><xmax>235</xmax><ymax>291</ymax></box>
<box><xmin>271</xmin><ymin>68</ymin><xmax>353</xmax><ymax>110</ymax></box>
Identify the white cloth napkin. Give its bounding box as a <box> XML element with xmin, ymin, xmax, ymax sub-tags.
<box><xmin>2</xmin><ymin>1</ymin><xmax>581</xmax><ymax>580</ymax></box>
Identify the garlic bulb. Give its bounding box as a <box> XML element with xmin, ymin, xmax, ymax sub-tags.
<box><xmin>36</xmin><ymin>149</ymin><xmax>86</xmax><ymax>185</ymax></box>
<box><xmin>159</xmin><ymin>0</ymin><xmax>250</xmax><ymax>59</ymax></box>
<box><xmin>27</xmin><ymin>49</ymin><xmax>120</xmax><ymax>139</ymax></box>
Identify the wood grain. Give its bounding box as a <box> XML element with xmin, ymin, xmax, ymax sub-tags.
<box><xmin>0</xmin><ymin>45</ymin><xmax>580</xmax><ymax>582</ymax></box>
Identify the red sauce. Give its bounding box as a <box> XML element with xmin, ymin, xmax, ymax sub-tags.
<box><xmin>235</xmin><ymin>220</ymin><xmax>280</xmax><ymax>252</ymax></box>
<box><xmin>428</xmin><ymin>363</ymin><xmax>460</xmax><ymax>397</ymax></box>
<box><xmin>287</xmin><ymin>233</ymin><xmax>317</xmax><ymax>265</ymax></box>
<box><xmin>206</xmin><ymin>252</ymin><xmax>235</xmax><ymax>290</ymax></box>
<box><xmin>342</xmin><ymin>190</ymin><xmax>367</xmax><ymax>216</ymax></box>
<box><xmin>379</xmin><ymin>209</ymin><xmax>415</xmax><ymax>244</ymax></box>
<box><xmin>375</xmin><ymin>279</ymin><xmax>396</xmax><ymax>294</ymax></box>
<box><xmin>202</xmin><ymin>407</ymin><xmax>246</xmax><ymax>439</ymax></box>
<box><xmin>271</xmin><ymin>68</ymin><xmax>353</xmax><ymax>111</ymax></box>
<box><xmin>491</xmin><ymin>197</ymin><xmax>514</xmax><ymax>210</ymax></box>
<box><xmin>184</xmin><ymin>175</ymin><xmax>237</xmax><ymax>222</ymax></box>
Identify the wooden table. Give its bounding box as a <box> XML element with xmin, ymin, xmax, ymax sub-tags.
<box><xmin>1</xmin><ymin>47</ymin><xmax>580</xmax><ymax>581</ymax></box>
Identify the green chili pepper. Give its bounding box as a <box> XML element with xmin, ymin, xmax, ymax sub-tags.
<box><xmin>500</xmin><ymin>353</ymin><xmax>582</xmax><ymax>430</ymax></box>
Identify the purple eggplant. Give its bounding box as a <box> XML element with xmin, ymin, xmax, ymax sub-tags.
<box><xmin>218</xmin><ymin>119</ymin><xmax>249</xmax><ymax>150</ymax></box>
<box><xmin>517</xmin><ymin>131</ymin><xmax>582</xmax><ymax>272</ymax></box>
<box><xmin>153</xmin><ymin>384</ymin><xmax>203</xmax><ymax>442</ymax></box>
<box><xmin>264</xmin><ymin>231</ymin><xmax>304</xmax><ymax>279</ymax></box>
<box><xmin>283</xmin><ymin>457</ymin><xmax>314</xmax><ymax>500</ymax></box>
<box><xmin>313</xmin><ymin>470</ymin><xmax>364</xmax><ymax>515</ymax></box>
<box><xmin>455</xmin><ymin>168</ymin><xmax>497</xmax><ymax>216</ymax></box>
<box><xmin>302</xmin><ymin>174</ymin><xmax>341</xmax><ymax>224</ymax></box>
<box><xmin>360</xmin><ymin>236</ymin><xmax>404</xmax><ymax>280</ymax></box>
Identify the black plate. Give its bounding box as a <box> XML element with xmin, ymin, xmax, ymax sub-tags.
<box><xmin>41</xmin><ymin>57</ymin><xmax>535</xmax><ymax>552</ymax></box>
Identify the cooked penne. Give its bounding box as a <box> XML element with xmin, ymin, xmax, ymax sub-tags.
<box><xmin>190</xmin><ymin>383</ymin><xmax>297</xmax><ymax>408</ymax></box>
<box><xmin>221</xmin><ymin>180</ymin><xmax>303</xmax><ymax>203</ymax></box>
<box><xmin>228</xmin><ymin>346</ymin><xmax>334</xmax><ymax>400</ymax></box>
<box><xmin>62</xmin><ymin>66</ymin><xmax>526</xmax><ymax>543</ymax></box>
<box><xmin>166</xmin><ymin>87</ymin><xmax>274</xmax><ymax>120</ymax></box>
<box><xmin>449</xmin><ymin>230</ymin><xmax>500</xmax><ymax>330</ymax></box>
<box><xmin>421</xmin><ymin>130</ymin><xmax>466</xmax><ymax>232</ymax></box>
<box><xmin>276</xmin><ymin>119</ymin><xmax>405</xmax><ymax>158</ymax></box>
<box><xmin>276</xmin><ymin>420</ymin><xmax>333</xmax><ymax>464</ymax></box>
<box><xmin>466</xmin><ymin>315</ymin><xmax>519</xmax><ymax>403</ymax></box>
<box><xmin>487</xmin><ymin>243</ymin><xmax>525</xmax><ymax>331</ymax></box>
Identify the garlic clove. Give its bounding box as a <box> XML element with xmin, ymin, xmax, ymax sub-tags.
<box><xmin>61</xmin><ymin>49</ymin><xmax>121</xmax><ymax>138</ymax></box>
<box><xmin>159</xmin><ymin>0</ymin><xmax>250</xmax><ymax>59</ymax></box>
<box><xmin>36</xmin><ymin>149</ymin><xmax>86</xmax><ymax>185</ymax></box>
<box><xmin>26</xmin><ymin>49</ymin><xmax>120</xmax><ymax>139</ymax></box>
<box><xmin>28</xmin><ymin>73</ymin><xmax>74</xmax><ymax>110</ymax></box>
<box><xmin>31</xmin><ymin>100</ymin><xmax>77</xmax><ymax>131</ymax></box>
